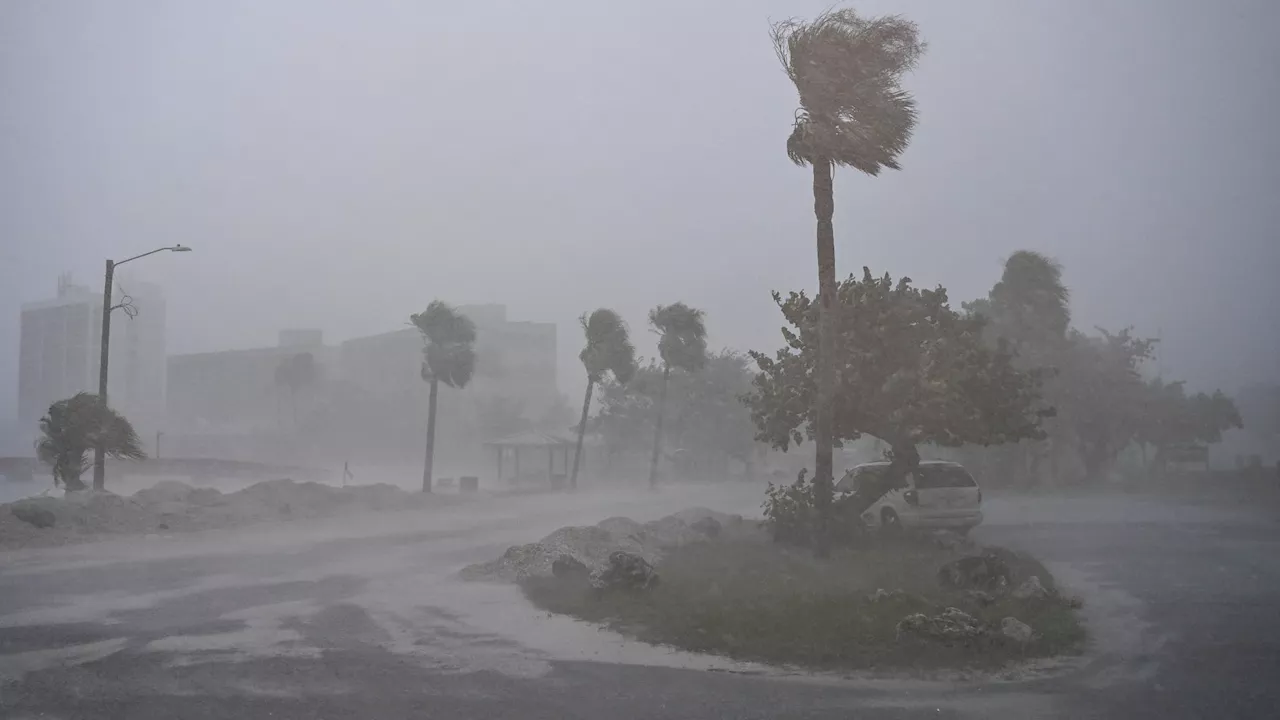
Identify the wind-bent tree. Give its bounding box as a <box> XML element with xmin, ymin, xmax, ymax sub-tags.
<box><xmin>410</xmin><ymin>301</ymin><xmax>477</xmax><ymax>493</ymax></box>
<box><xmin>36</xmin><ymin>392</ymin><xmax>145</xmax><ymax>492</ymax></box>
<box><xmin>745</xmin><ymin>269</ymin><xmax>1050</xmax><ymax>525</ymax></box>
<box><xmin>571</xmin><ymin>309</ymin><xmax>637</xmax><ymax>490</ymax></box>
<box><xmin>647</xmin><ymin>303</ymin><xmax>708</xmax><ymax>488</ymax></box>
<box><xmin>771</xmin><ymin>9</ymin><xmax>925</xmax><ymax>552</ymax></box>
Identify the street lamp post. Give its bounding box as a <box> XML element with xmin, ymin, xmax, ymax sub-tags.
<box><xmin>92</xmin><ymin>245</ymin><xmax>192</xmax><ymax>491</ymax></box>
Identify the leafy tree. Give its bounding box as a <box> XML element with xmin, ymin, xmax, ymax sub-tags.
<box><xmin>274</xmin><ymin>352</ymin><xmax>318</xmax><ymax>431</ymax></box>
<box><xmin>771</xmin><ymin>9</ymin><xmax>926</xmax><ymax>551</ymax></box>
<box><xmin>410</xmin><ymin>301</ymin><xmax>477</xmax><ymax>492</ymax></box>
<box><xmin>1135</xmin><ymin>378</ymin><xmax>1243</xmax><ymax>473</ymax></box>
<box><xmin>646</xmin><ymin>303</ymin><xmax>708</xmax><ymax>488</ymax></box>
<box><xmin>963</xmin><ymin>251</ymin><xmax>1072</xmax><ymax>485</ymax></box>
<box><xmin>572</xmin><ymin>309</ymin><xmax>636</xmax><ymax>490</ymax></box>
<box><xmin>745</xmin><ymin>268</ymin><xmax>1050</xmax><ymax>526</ymax></box>
<box><xmin>596</xmin><ymin>350</ymin><xmax>756</xmax><ymax>481</ymax></box>
<box><xmin>36</xmin><ymin>392</ymin><xmax>145</xmax><ymax>492</ymax></box>
<box><xmin>1055</xmin><ymin>328</ymin><xmax>1155</xmax><ymax>481</ymax></box>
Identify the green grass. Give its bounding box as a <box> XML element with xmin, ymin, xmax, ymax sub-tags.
<box><xmin>521</xmin><ymin>534</ymin><xmax>1085</xmax><ymax>671</ymax></box>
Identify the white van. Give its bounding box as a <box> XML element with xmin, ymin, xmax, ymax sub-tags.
<box><xmin>835</xmin><ymin>460</ymin><xmax>983</xmax><ymax>534</ymax></box>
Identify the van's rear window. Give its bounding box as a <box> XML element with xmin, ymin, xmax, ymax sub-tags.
<box><xmin>914</xmin><ymin>466</ymin><xmax>977</xmax><ymax>489</ymax></box>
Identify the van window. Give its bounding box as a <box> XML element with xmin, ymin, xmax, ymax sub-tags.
<box><xmin>913</xmin><ymin>465</ymin><xmax>977</xmax><ymax>489</ymax></box>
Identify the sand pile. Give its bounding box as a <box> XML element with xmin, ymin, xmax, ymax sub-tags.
<box><xmin>459</xmin><ymin>507</ymin><xmax>742</xmax><ymax>583</ymax></box>
<box><xmin>0</xmin><ymin>479</ymin><xmax>449</xmax><ymax>551</ymax></box>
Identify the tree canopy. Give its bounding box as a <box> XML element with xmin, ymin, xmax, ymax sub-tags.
<box><xmin>579</xmin><ymin>309</ymin><xmax>636</xmax><ymax>385</ymax></box>
<box><xmin>411</xmin><ymin>301</ymin><xmax>477</xmax><ymax>389</ymax></box>
<box><xmin>596</xmin><ymin>350</ymin><xmax>757</xmax><ymax>475</ymax></box>
<box><xmin>772</xmin><ymin>9</ymin><xmax>924</xmax><ymax>173</ymax></box>
<box><xmin>649</xmin><ymin>303</ymin><xmax>708</xmax><ymax>373</ymax></box>
<box><xmin>36</xmin><ymin>393</ymin><xmax>145</xmax><ymax>491</ymax></box>
<box><xmin>745</xmin><ymin>268</ymin><xmax>1052</xmax><ymax>456</ymax></box>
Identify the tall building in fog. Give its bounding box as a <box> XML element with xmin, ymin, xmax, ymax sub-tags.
<box><xmin>17</xmin><ymin>274</ymin><xmax>167</xmax><ymax>442</ymax></box>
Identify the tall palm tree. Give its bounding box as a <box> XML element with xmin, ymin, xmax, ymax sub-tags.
<box><xmin>36</xmin><ymin>392</ymin><xmax>145</xmax><ymax>492</ymax></box>
<box><xmin>572</xmin><ymin>309</ymin><xmax>637</xmax><ymax>490</ymax></box>
<box><xmin>771</xmin><ymin>9</ymin><xmax>924</xmax><ymax>553</ymax></box>
<box><xmin>647</xmin><ymin>303</ymin><xmax>707</xmax><ymax>489</ymax></box>
<box><xmin>410</xmin><ymin>301</ymin><xmax>477</xmax><ymax>493</ymax></box>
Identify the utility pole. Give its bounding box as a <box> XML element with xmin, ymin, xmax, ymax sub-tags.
<box><xmin>92</xmin><ymin>259</ymin><xmax>115</xmax><ymax>491</ymax></box>
<box><xmin>91</xmin><ymin>245</ymin><xmax>192</xmax><ymax>491</ymax></box>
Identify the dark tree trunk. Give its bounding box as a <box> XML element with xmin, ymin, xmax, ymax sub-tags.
<box><xmin>647</xmin><ymin>365</ymin><xmax>672</xmax><ymax>490</ymax></box>
<box><xmin>812</xmin><ymin>158</ymin><xmax>837</xmax><ymax>557</ymax></box>
<box><xmin>570</xmin><ymin>379</ymin><xmax>594</xmax><ymax>490</ymax></box>
<box><xmin>422</xmin><ymin>377</ymin><xmax>439</xmax><ymax>493</ymax></box>
<box><xmin>846</xmin><ymin>440</ymin><xmax>918</xmax><ymax>520</ymax></box>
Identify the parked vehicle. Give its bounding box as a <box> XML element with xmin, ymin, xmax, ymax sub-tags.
<box><xmin>835</xmin><ymin>460</ymin><xmax>983</xmax><ymax>534</ymax></box>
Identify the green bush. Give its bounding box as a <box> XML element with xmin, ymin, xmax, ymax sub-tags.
<box><xmin>762</xmin><ymin>469</ymin><xmax>864</xmax><ymax>547</ymax></box>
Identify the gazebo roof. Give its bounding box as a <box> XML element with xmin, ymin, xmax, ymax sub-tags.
<box><xmin>484</xmin><ymin>430</ymin><xmax>577</xmax><ymax>448</ymax></box>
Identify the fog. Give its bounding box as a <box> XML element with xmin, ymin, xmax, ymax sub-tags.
<box><xmin>2</xmin><ymin>0</ymin><xmax>1279</xmax><ymax>418</ymax></box>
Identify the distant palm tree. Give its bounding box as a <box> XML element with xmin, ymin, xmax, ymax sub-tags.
<box><xmin>647</xmin><ymin>303</ymin><xmax>707</xmax><ymax>488</ymax></box>
<box><xmin>410</xmin><ymin>301</ymin><xmax>477</xmax><ymax>492</ymax></box>
<box><xmin>572</xmin><ymin>309</ymin><xmax>637</xmax><ymax>490</ymax></box>
<box><xmin>989</xmin><ymin>250</ymin><xmax>1071</xmax><ymax>354</ymax></box>
<box><xmin>274</xmin><ymin>353</ymin><xmax>318</xmax><ymax>431</ymax></box>
<box><xmin>772</xmin><ymin>8</ymin><xmax>924</xmax><ymax>554</ymax></box>
<box><xmin>36</xmin><ymin>392</ymin><xmax>145</xmax><ymax>492</ymax></box>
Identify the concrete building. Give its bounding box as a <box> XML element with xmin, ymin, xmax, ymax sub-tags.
<box><xmin>17</xmin><ymin>274</ymin><xmax>166</xmax><ymax>442</ymax></box>
<box><xmin>165</xmin><ymin>329</ymin><xmax>334</xmax><ymax>435</ymax></box>
<box><xmin>339</xmin><ymin>304</ymin><xmax>558</xmax><ymax>410</ymax></box>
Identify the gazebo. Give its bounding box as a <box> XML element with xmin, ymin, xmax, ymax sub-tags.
<box><xmin>484</xmin><ymin>430</ymin><xmax>578</xmax><ymax>487</ymax></box>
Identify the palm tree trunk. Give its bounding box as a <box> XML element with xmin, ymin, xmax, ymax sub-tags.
<box><xmin>422</xmin><ymin>377</ymin><xmax>439</xmax><ymax>493</ymax></box>
<box><xmin>290</xmin><ymin>386</ymin><xmax>298</xmax><ymax>432</ymax></box>
<box><xmin>812</xmin><ymin>158</ymin><xmax>837</xmax><ymax>557</ymax></box>
<box><xmin>647</xmin><ymin>365</ymin><xmax>671</xmax><ymax>490</ymax></box>
<box><xmin>570</xmin><ymin>379</ymin><xmax>594</xmax><ymax>490</ymax></box>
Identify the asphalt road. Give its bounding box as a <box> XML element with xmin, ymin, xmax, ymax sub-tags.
<box><xmin>1</xmin><ymin>487</ymin><xmax>1278</xmax><ymax>719</ymax></box>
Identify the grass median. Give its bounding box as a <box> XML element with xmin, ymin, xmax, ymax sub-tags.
<box><xmin>521</xmin><ymin>531</ymin><xmax>1085</xmax><ymax>671</ymax></box>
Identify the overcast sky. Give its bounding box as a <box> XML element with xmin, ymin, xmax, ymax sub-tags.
<box><xmin>2</xmin><ymin>0</ymin><xmax>1277</xmax><ymax>419</ymax></box>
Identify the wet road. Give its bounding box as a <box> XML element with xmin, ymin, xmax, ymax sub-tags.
<box><xmin>1</xmin><ymin>488</ymin><xmax>1278</xmax><ymax>719</ymax></box>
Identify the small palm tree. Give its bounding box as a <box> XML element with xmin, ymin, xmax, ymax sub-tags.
<box><xmin>647</xmin><ymin>303</ymin><xmax>707</xmax><ymax>488</ymax></box>
<box><xmin>772</xmin><ymin>8</ymin><xmax>924</xmax><ymax>554</ymax></box>
<box><xmin>572</xmin><ymin>309</ymin><xmax>637</xmax><ymax>490</ymax></box>
<box><xmin>36</xmin><ymin>392</ymin><xmax>145</xmax><ymax>492</ymax></box>
<box><xmin>410</xmin><ymin>301</ymin><xmax>477</xmax><ymax>492</ymax></box>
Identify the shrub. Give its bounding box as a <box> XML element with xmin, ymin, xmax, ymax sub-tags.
<box><xmin>762</xmin><ymin>468</ymin><xmax>864</xmax><ymax>547</ymax></box>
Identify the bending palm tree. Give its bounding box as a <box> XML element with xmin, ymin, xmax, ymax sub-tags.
<box><xmin>772</xmin><ymin>8</ymin><xmax>924</xmax><ymax>553</ymax></box>
<box><xmin>647</xmin><ymin>303</ymin><xmax>707</xmax><ymax>489</ymax></box>
<box><xmin>572</xmin><ymin>309</ymin><xmax>637</xmax><ymax>491</ymax></box>
<box><xmin>36</xmin><ymin>392</ymin><xmax>145</xmax><ymax>492</ymax></box>
<box><xmin>410</xmin><ymin>301</ymin><xmax>477</xmax><ymax>493</ymax></box>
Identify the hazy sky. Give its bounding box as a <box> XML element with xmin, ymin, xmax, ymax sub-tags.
<box><xmin>2</xmin><ymin>0</ymin><xmax>1278</xmax><ymax>419</ymax></box>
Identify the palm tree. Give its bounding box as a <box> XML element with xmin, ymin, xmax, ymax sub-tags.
<box><xmin>36</xmin><ymin>392</ymin><xmax>145</xmax><ymax>492</ymax></box>
<box><xmin>771</xmin><ymin>9</ymin><xmax>925</xmax><ymax>553</ymax></box>
<box><xmin>410</xmin><ymin>301</ymin><xmax>477</xmax><ymax>493</ymax></box>
<box><xmin>572</xmin><ymin>309</ymin><xmax>637</xmax><ymax>490</ymax></box>
<box><xmin>274</xmin><ymin>353</ymin><xmax>318</xmax><ymax>431</ymax></box>
<box><xmin>647</xmin><ymin>303</ymin><xmax>707</xmax><ymax>489</ymax></box>
<box><xmin>992</xmin><ymin>251</ymin><xmax>1070</xmax><ymax>351</ymax></box>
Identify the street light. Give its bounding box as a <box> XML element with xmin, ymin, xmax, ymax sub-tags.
<box><xmin>92</xmin><ymin>244</ymin><xmax>192</xmax><ymax>490</ymax></box>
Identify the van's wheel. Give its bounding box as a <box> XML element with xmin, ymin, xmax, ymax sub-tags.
<box><xmin>880</xmin><ymin>508</ymin><xmax>902</xmax><ymax>535</ymax></box>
